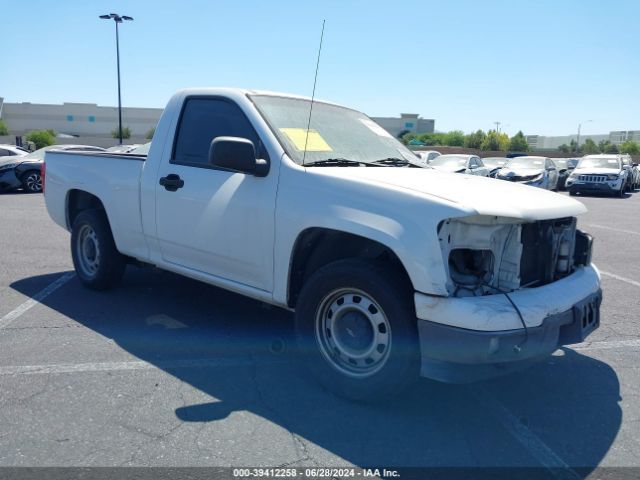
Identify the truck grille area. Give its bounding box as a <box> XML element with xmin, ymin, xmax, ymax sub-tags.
<box><xmin>439</xmin><ymin>216</ymin><xmax>591</xmax><ymax>297</ymax></box>
<box><xmin>578</xmin><ymin>175</ymin><xmax>606</xmax><ymax>183</ymax></box>
<box><xmin>520</xmin><ymin>218</ymin><xmax>577</xmax><ymax>287</ymax></box>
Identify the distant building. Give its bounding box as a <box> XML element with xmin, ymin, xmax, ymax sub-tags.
<box><xmin>0</xmin><ymin>98</ymin><xmax>436</xmax><ymax>143</ymax></box>
<box><xmin>525</xmin><ymin>131</ymin><xmax>639</xmax><ymax>151</ymax></box>
<box><xmin>371</xmin><ymin>113</ymin><xmax>435</xmax><ymax>138</ymax></box>
<box><xmin>0</xmin><ymin>98</ymin><xmax>162</xmax><ymax>138</ymax></box>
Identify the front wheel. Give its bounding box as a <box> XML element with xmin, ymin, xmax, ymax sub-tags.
<box><xmin>71</xmin><ymin>209</ymin><xmax>126</xmax><ymax>290</ymax></box>
<box><xmin>295</xmin><ymin>259</ymin><xmax>419</xmax><ymax>402</ymax></box>
<box><xmin>21</xmin><ymin>170</ymin><xmax>42</xmax><ymax>193</ymax></box>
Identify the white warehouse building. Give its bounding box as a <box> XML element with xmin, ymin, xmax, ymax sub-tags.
<box><xmin>0</xmin><ymin>97</ymin><xmax>162</xmax><ymax>143</ymax></box>
<box><xmin>0</xmin><ymin>97</ymin><xmax>434</xmax><ymax>144</ymax></box>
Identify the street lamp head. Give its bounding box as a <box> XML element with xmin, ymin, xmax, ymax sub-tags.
<box><xmin>99</xmin><ymin>14</ymin><xmax>111</xmax><ymax>19</ymax></box>
<box><xmin>122</xmin><ymin>16</ymin><xmax>134</xmax><ymax>21</ymax></box>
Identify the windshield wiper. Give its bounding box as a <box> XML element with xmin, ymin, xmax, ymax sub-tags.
<box><xmin>304</xmin><ymin>158</ymin><xmax>369</xmax><ymax>167</ymax></box>
<box><xmin>370</xmin><ymin>157</ymin><xmax>423</xmax><ymax>168</ymax></box>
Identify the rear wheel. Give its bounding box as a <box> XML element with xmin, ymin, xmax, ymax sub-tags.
<box><xmin>71</xmin><ymin>209</ymin><xmax>126</xmax><ymax>290</ymax></box>
<box><xmin>21</xmin><ymin>170</ymin><xmax>42</xmax><ymax>193</ymax></box>
<box><xmin>295</xmin><ymin>259</ymin><xmax>419</xmax><ymax>402</ymax></box>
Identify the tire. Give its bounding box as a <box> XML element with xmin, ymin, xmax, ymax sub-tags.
<box><xmin>618</xmin><ymin>186</ymin><xmax>625</xmax><ymax>198</ymax></box>
<box><xmin>569</xmin><ymin>190</ymin><xmax>577</xmax><ymax>196</ymax></box>
<box><xmin>21</xmin><ymin>170</ymin><xmax>42</xmax><ymax>193</ymax></box>
<box><xmin>70</xmin><ymin>209</ymin><xmax>126</xmax><ymax>290</ymax></box>
<box><xmin>295</xmin><ymin>259</ymin><xmax>419</xmax><ymax>402</ymax></box>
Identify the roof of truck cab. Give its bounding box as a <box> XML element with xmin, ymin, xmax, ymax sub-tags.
<box><xmin>175</xmin><ymin>87</ymin><xmax>345</xmax><ymax>108</ymax></box>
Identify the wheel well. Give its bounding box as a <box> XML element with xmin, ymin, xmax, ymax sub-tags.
<box><xmin>287</xmin><ymin>228</ymin><xmax>413</xmax><ymax>308</ymax></box>
<box><xmin>66</xmin><ymin>190</ymin><xmax>105</xmax><ymax>229</ymax></box>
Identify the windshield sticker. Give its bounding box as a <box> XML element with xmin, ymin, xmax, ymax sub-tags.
<box><xmin>359</xmin><ymin>118</ymin><xmax>394</xmax><ymax>138</ymax></box>
<box><xmin>279</xmin><ymin>128</ymin><xmax>332</xmax><ymax>152</ymax></box>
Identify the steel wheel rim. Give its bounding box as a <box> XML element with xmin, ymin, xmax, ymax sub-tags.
<box><xmin>25</xmin><ymin>172</ymin><xmax>42</xmax><ymax>192</ymax></box>
<box><xmin>76</xmin><ymin>224</ymin><xmax>100</xmax><ymax>277</ymax></box>
<box><xmin>315</xmin><ymin>288</ymin><xmax>392</xmax><ymax>378</ymax></box>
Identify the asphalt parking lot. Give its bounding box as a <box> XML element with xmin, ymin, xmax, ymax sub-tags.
<box><xmin>0</xmin><ymin>190</ymin><xmax>639</xmax><ymax>476</ymax></box>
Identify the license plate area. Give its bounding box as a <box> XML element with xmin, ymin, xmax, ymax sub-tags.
<box><xmin>559</xmin><ymin>290</ymin><xmax>602</xmax><ymax>345</ymax></box>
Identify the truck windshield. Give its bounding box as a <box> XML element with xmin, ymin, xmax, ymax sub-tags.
<box><xmin>250</xmin><ymin>95</ymin><xmax>419</xmax><ymax>166</ymax></box>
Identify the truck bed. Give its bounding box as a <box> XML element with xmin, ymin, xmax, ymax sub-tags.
<box><xmin>44</xmin><ymin>150</ymin><xmax>149</xmax><ymax>261</ymax></box>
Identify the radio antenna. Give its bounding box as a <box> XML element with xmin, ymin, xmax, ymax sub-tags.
<box><xmin>302</xmin><ymin>19</ymin><xmax>325</xmax><ymax>166</ymax></box>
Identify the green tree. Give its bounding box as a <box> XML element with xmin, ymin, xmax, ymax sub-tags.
<box><xmin>464</xmin><ymin>130</ymin><xmax>486</xmax><ymax>149</ymax></box>
<box><xmin>400</xmin><ymin>132</ymin><xmax>418</xmax><ymax>145</ymax></box>
<box><xmin>604</xmin><ymin>143</ymin><xmax>619</xmax><ymax>154</ymax></box>
<box><xmin>508</xmin><ymin>131</ymin><xmax>530</xmax><ymax>152</ymax></box>
<box><xmin>597</xmin><ymin>140</ymin><xmax>609</xmax><ymax>153</ymax></box>
<box><xmin>0</xmin><ymin>120</ymin><xmax>8</xmax><ymax>136</ymax></box>
<box><xmin>443</xmin><ymin>130</ymin><xmax>465</xmax><ymax>147</ymax></box>
<box><xmin>620</xmin><ymin>140</ymin><xmax>640</xmax><ymax>155</ymax></box>
<box><xmin>582</xmin><ymin>138</ymin><xmax>600</xmax><ymax>154</ymax></box>
<box><xmin>481</xmin><ymin>130</ymin><xmax>509</xmax><ymax>151</ymax></box>
<box><xmin>397</xmin><ymin>129</ymin><xmax>410</xmax><ymax>140</ymax></box>
<box><xmin>111</xmin><ymin>126</ymin><xmax>132</xmax><ymax>140</ymax></box>
<box><xmin>25</xmin><ymin>130</ymin><xmax>56</xmax><ymax>149</ymax></box>
<box><xmin>558</xmin><ymin>144</ymin><xmax>570</xmax><ymax>154</ymax></box>
<box><xmin>569</xmin><ymin>139</ymin><xmax>582</xmax><ymax>154</ymax></box>
<box><xmin>417</xmin><ymin>132</ymin><xmax>446</xmax><ymax>146</ymax></box>
<box><xmin>480</xmin><ymin>130</ymin><xmax>501</xmax><ymax>151</ymax></box>
<box><xmin>145</xmin><ymin>126</ymin><xmax>156</xmax><ymax>140</ymax></box>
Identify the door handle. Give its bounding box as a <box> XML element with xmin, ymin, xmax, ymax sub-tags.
<box><xmin>159</xmin><ymin>174</ymin><xmax>184</xmax><ymax>192</ymax></box>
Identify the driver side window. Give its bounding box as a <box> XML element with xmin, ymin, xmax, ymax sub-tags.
<box><xmin>172</xmin><ymin>97</ymin><xmax>268</xmax><ymax>168</ymax></box>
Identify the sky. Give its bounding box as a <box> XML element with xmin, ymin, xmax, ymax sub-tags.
<box><xmin>2</xmin><ymin>0</ymin><xmax>639</xmax><ymax>136</ymax></box>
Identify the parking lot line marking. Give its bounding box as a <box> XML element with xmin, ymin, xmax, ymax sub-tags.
<box><xmin>472</xmin><ymin>388</ymin><xmax>580</xmax><ymax>480</ymax></box>
<box><xmin>585</xmin><ymin>224</ymin><xmax>640</xmax><ymax>236</ymax></box>
<box><xmin>0</xmin><ymin>356</ymin><xmax>285</xmax><ymax>376</ymax></box>
<box><xmin>570</xmin><ymin>338</ymin><xmax>640</xmax><ymax>351</ymax></box>
<box><xmin>599</xmin><ymin>270</ymin><xmax>640</xmax><ymax>289</ymax></box>
<box><xmin>0</xmin><ymin>272</ymin><xmax>75</xmax><ymax>330</ymax></box>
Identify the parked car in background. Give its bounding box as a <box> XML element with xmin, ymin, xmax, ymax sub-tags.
<box><xmin>428</xmin><ymin>154</ymin><xmax>489</xmax><ymax>176</ymax></box>
<box><xmin>106</xmin><ymin>144</ymin><xmax>142</xmax><ymax>153</ymax></box>
<box><xmin>128</xmin><ymin>142</ymin><xmax>151</xmax><ymax>155</ymax></box>
<box><xmin>619</xmin><ymin>154</ymin><xmax>638</xmax><ymax>191</ymax></box>
<box><xmin>0</xmin><ymin>144</ymin><xmax>106</xmax><ymax>193</ymax></box>
<box><xmin>566</xmin><ymin>155</ymin><xmax>628</xmax><ymax>197</ymax></box>
<box><xmin>415</xmin><ymin>150</ymin><xmax>441</xmax><ymax>165</ymax></box>
<box><xmin>481</xmin><ymin>157</ymin><xmax>508</xmax><ymax>177</ymax></box>
<box><xmin>0</xmin><ymin>145</ymin><xmax>29</xmax><ymax>158</ymax></box>
<box><xmin>496</xmin><ymin>156</ymin><xmax>559</xmax><ymax>190</ymax></box>
<box><xmin>554</xmin><ymin>158</ymin><xmax>579</xmax><ymax>190</ymax></box>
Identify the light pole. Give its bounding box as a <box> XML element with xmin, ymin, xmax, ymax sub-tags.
<box><xmin>576</xmin><ymin>120</ymin><xmax>593</xmax><ymax>153</ymax></box>
<box><xmin>99</xmin><ymin>13</ymin><xmax>133</xmax><ymax>145</ymax></box>
<box><xmin>494</xmin><ymin>121</ymin><xmax>501</xmax><ymax>133</ymax></box>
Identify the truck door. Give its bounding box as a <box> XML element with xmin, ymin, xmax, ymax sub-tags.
<box><xmin>154</xmin><ymin>96</ymin><xmax>277</xmax><ymax>292</ymax></box>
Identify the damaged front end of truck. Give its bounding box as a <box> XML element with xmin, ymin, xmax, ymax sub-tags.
<box><xmin>415</xmin><ymin>214</ymin><xmax>601</xmax><ymax>383</ymax></box>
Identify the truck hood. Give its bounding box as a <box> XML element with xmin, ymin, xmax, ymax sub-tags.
<box><xmin>310</xmin><ymin>167</ymin><xmax>587</xmax><ymax>221</ymax></box>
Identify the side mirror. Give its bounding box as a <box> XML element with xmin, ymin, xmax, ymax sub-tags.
<box><xmin>559</xmin><ymin>168</ymin><xmax>567</xmax><ymax>174</ymax></box>
<box><xmin>208</xmin><ymin>136</ymin><xmax>269</xmax><ymax>177</ymax></box>
<box><xmin>634</xmin><ymin>163</ymin><xmax>639</xmax><ymax>167</ymax></box>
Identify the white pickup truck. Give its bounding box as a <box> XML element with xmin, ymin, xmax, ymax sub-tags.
<box><xmin>43</xmin><ymin>88</ymin><xmax>602</xmax><ymax>400</ymax></box>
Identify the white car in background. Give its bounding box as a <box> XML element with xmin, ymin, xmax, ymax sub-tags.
<box><xmin>496</xmin><ymin>156</ymin><xmax>559</xmax><ymax>190</ymax></box>
<box><xmin>415</xmin><ymin>150</ymin><xmax>441</xmax><ymax>165</ymax></box>
<box><xmin>428</xmin><ymin>154</ymin><xmax>489</xmax><ymax>176</ymax></box>
<box><xmin>0</xmin><ymin>145</ymin><xmax>29</xmax><ymax>158</ymax></box>
<box><xmin>566</xmin><ymin>155</ymin><xmax>629</xmax><ymax>197</ymax></box>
